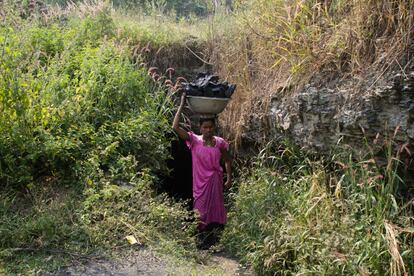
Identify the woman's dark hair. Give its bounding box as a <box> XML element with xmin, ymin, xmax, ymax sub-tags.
<box><xmin>199</xmin><ymin>117</ymin><xmax>216</xmax><ymax>126</ymax></box>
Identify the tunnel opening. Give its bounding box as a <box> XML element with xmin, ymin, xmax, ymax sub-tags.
<box><xmin>161</xmin><ymin>136</ymin><xmax>194</xmax><ymax>207</ymax></box>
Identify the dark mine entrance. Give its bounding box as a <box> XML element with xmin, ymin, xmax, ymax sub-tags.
<box><xmin>163</xmin><ymin>137</ymin><xmax>193</xmax><ymax>206</ymax></box>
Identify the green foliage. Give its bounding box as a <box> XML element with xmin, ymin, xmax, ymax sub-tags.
<box><xmin>0</xmin><ymin>187</ymin><xmax>88</xmax><ymax>274</ymax></box>
<box><xmin>0</xmin><ymin>10</ymin><xmax>170</xmax><ymax>190</ymax></box>
<box><xmin>222</xmin><ymin>141</ymin><xmax>414</xmax><ymax>275</ymax></box>
<box><xmin>1</xmin><ymin>197</ymin><xmax>86</xmax><ymax>250</ymax></box>
<box><xmin>0</xmin><ymin>6</ymin><xmax>198</xmax><ymax>274</ymax></box>
<box><xmin>82</xmin><ymin>171</ymin><xmax>196</xmax><ymax>249</ymax></box>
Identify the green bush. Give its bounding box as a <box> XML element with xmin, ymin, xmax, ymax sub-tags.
<box><xmin>0</xmin><ymin>10</ymin><xmax>170</xmax><ymax>191</ymax></box>
<box><xmin>0</xmin><ymin>7</ymin><xmax>197</xmax><ymax>273</ymax></box>
<box><xmin>222</xmin><ymin>142</ymin><xmax>414</xmax><ymax>275</ymax></box>
<box><xmin>0</xmin><ymin>190</ymin><xmax>88</xmax><ymax>251</ymax></box>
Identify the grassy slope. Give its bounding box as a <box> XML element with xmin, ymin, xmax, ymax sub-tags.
<box><xmin>0</xmin><ymin>3</ymin><xmax>203</xmax><ymax>274</ymax></box>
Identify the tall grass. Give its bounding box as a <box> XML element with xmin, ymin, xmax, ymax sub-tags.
<box><xmin>211</xmin><ymin>0</ymin><xmax>414</xmax><ymax>147</ymax></box>
<box><xmin>222</xmin><ymin>138</ymin><xmax>414</xmax><ymax>275</ymax></box>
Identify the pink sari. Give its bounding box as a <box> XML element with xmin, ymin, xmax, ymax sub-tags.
<box><xmin>186</xmin><ymin>132</ymin><xmax>229</xmax><ymax>230</ymax></box>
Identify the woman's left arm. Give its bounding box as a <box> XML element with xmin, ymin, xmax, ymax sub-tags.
<box><xmin>221</xmin><ymin>149</ymin><xmax>233</xmax><ymax>190</ymax></box>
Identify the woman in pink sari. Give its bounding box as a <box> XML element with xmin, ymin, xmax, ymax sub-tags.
<box><xmin>172</xmin><ymin>93</ymin><xmax>232</xmax><ymax>248</ymax></box>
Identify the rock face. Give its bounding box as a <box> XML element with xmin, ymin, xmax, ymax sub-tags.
<box><xmin>238</xmin><ymin>65</ymin><xmax>414</xmax><ymax>194</ymax></box>
<box><xmin>244</xmin><ymin>66</ymin><xmax>414</xmax><ymax>154</ymax></box>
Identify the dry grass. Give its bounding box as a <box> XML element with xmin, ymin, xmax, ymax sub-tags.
<box><xmin>385</xmin><ymin>221</ymin><xmax>408</xmax><ymax>276</ymax></box>
<box><xmin>210</xmin><ymin>0</ymin><xmax>414</xmax><ymax>148</ymax></box>
<box><xmin>48</xmin><ymin>0</ymin><xmax>110</xmax><ymax>18</ymax></box>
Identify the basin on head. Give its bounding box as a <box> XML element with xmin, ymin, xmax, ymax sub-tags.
<box><xmin>186</xmin><ymin>96</ymin><xmax>230</xmax><ymax>116</ymax></box>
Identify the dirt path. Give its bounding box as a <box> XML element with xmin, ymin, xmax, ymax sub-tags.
<box><xmin>56</xmin><ymin>249</ymin><xmax>254</xmax><ymax>276</ymax></box>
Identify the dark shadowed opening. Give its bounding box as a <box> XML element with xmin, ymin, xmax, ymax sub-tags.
<box><xmin>162</xmin><ymin>138</ymin><xmax>193</xmax><ymax>206</ymax></box>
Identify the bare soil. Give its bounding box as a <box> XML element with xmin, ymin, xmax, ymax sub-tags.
<box><xmin>55</xmin><ymin>248</ymin><xmax>254</xmax><ymax>276</ymax></box>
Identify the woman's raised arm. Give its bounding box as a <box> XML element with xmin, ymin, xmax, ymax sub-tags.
<box><xmin>172</xmin><ymin>92</ymin><xmax>190</xmax><ymax>141</ymax></box>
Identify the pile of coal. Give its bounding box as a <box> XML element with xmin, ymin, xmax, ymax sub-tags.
<box><xmin>181</xmin><ymin>73</ymin><xmax>236</xmax><ymax>98</ymax></box>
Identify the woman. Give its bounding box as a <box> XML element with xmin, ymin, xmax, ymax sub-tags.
<box><xmin>172</xmin><ymin>92</ymin><xmax>232</xmax><ymax>247</ymax></box>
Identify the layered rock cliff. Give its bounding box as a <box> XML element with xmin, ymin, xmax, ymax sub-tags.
<box><xmin>242</xmin><ymin>62</ymin><xmax>414</xmax><ymax>155</ymax></box>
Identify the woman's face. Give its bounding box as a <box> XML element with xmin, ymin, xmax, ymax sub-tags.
<box><xmin>200</xmin><ymin>121</ymin><xmax>215</xmax><ymax>138</ymax></box>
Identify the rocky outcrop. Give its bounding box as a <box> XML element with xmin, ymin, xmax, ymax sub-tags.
<box><xmin>237</xmin><ymin>64</ymin><xmax>414</xmax><ymax>196</ymax></box>
<box><xmin>243</xmin><ymin>65</ymin><xmax>414</xmax><ymax>155</ymax></box>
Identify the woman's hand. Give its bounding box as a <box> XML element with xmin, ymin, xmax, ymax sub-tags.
<box><xmin>172</xmin><ymin>92</ymin><xmax>189</xmax><ymax>140</ymax></box>
<box><xmin>221</xmin><ymin>148</ymin><xmax>232</xmax><ymax>190</ymax></box>
<box><xmin>224</xmin><ymin>179</ymin><xmax>232</xmax><ymax>190</ymax></box>
<box><xmin>180</xmin><ymin>92</ymin><xmax>186</xmax><ymax>107</ymax></box>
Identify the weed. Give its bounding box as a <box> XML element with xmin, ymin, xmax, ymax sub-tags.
<box><xmin>222</xmin><ymin>140</ymin><xmax>414</xmax><ymax>275</ymax></box>
<box><xmin>0</xmin><ymin>3</ymin><xmax>198</xmax><ymax>274</ymax></box>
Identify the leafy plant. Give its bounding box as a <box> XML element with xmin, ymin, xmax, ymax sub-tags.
<box><xmin>0</xmin><ymin>4</ymin><xmax>197</xmax><ymax>274</ymax></box>
<box><xmin>222</xmin><ymin>140</ymin><xmax>414</xmax><ymax>275</ymax></box>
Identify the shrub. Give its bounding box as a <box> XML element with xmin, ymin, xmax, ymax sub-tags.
<box><xmin>222</xmin><ymin>141</ymin><xmax>414</xmax><ymax>275</ymax></box>
<box><xmin>0</xmin><ymin>10</ymin><xmax>170</xmax><ymax>191</ymax></box>
<box><xmin>0</xmin><ymin>5</ymin><xmax>199</xmax><ymax>274</ymax></box>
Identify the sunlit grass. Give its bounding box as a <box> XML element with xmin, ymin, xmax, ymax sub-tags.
<box><xmin>213</xmin><ymin>0</ymin><xmax>414</xmax><ymax>145</ymax></box>
<box><xmin>222</xmin><ymin>138</ymin><xmax>414</xmax><ymax>275</ymax></box>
